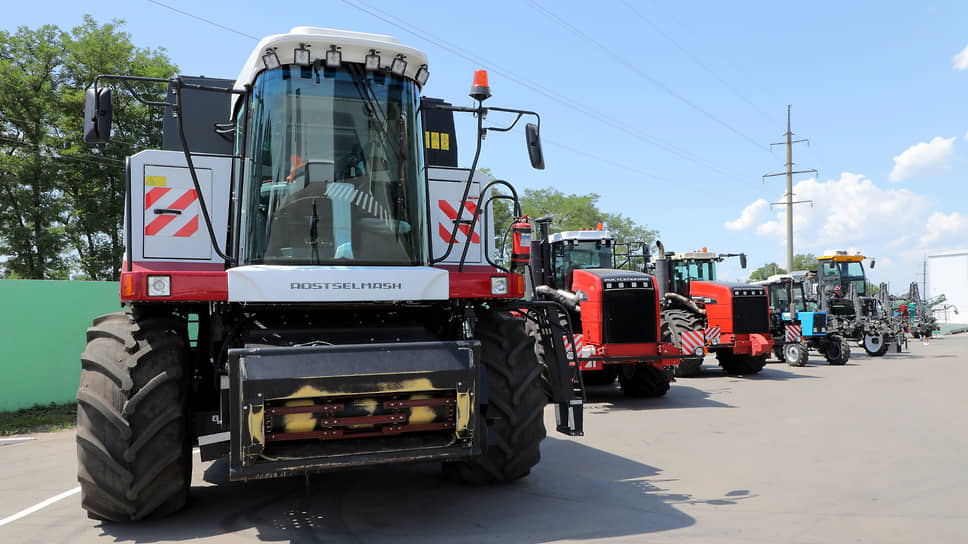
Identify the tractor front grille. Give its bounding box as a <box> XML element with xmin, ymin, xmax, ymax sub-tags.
<box><xmin>732</xmin><ymin>295</ymin><xmax>769</xmax><ymax>334</ymax></box>
<box><xmin>813</xmin><ymin>313</ymin><xmax>827</xmax><ymax>333</ymax></box>
<box><xmin>603</xmin><ymin>288</ymin><xmax>658</xmax><ymax>344</ymax></box>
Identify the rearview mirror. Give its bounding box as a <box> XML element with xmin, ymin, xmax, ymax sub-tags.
<box><xmin>525</xmin><ymin>122</ymin><xmax>544</xmax><ymax>170</ymax></box>
<box><xmin>869</xmin><ymin>259</ymin><xmax>875</xmax><ymax>270</ymax></box>
<box><xmin>740</xmin><ymin>253</ymin><xmax>747</xmax><ymax>269</ymax></box>
<box><xmin>84</xmin><ymin>87</ymin><xmax>112</xmax><ymax>144</ymax></box>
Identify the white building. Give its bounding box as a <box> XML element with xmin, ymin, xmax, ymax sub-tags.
<box><xmin>927</xmin><ymin>251</ymin><xmax>968</xmax><ymax>325</ymax></box>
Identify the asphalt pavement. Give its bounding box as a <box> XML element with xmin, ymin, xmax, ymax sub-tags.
<box><xmin>1</xmin><ymin>334</ymin><xmax>966</xmax><ymax>543</ymax></box>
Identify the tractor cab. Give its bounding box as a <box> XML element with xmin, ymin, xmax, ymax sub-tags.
<box><xmin>667</xmin><ymin>250</ymin><xmax>718</xmax><ymax>295</ymax></box>
<box><xmin>547</xmin><ymin>228</ymin><xmax>614</xmax><ymax>290</ymax></box>
<box><xmin>817</xmin><ymin>251</ymin><xmax>870</xmax><ymax>300</ymax></box>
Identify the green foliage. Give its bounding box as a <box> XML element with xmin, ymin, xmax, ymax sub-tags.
<box><xmin>486</xmin><ymin>175</ymin><xmax>658</xmax><ymax>265</ymax></box>
<box><xmin>748</xmin><ymin>253</ymin><xmax>816</xmax><ymax>282</ymax></box>
<box><xmin>0</xmin><ymin>17</ymin><xmax>176</xmax><ymax>280</ymax></box>
<box><xmin>0</xmin><ymin>402</ymin><xmax>77</xmax><ymax>436</ymax></box>
<box><xmin>748</xmin><ymin>262</ymin><xmax>787</xmax><ymax>282</ymax></box>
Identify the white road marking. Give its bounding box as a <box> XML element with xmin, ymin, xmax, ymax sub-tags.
<box><xmin>0</xmin><ymin>487</ymin><xmax>81</xmax><ymax>527</ymax></box>
<box><xmin>0</xmin><ymin>438</ymin><xmax>35</xmax><ymax>446</ymax></box>
<box><xmin>0</xmin><ymin>447</ymin><xmax>202</xmax><ymax>525</ymax></box>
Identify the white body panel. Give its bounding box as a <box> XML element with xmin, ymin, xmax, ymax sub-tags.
<box><xmin>427</xmin><ymin>167</ymin><xmax>494</xmax><ymax>265</ymax></box>
<box><xmin>128</xmin><ymin>150</ymin><xmax>231</xmax><ymax>265</ymax></box>
<box><xmin>227</xmin><ymin>265</ymin><xmax>448</xmax><ymax>302</ymax></box>
<box><xmin>927</xmin><ymin>251</ymin><xmax>968</xmax><ymax>324</ymax></box>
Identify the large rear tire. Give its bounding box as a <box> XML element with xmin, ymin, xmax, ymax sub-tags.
<box><xmin>444</xmin><ymin>311</ymin><xmax>547</xmax><ymax>484</ymax></box>
<box><xmin>76</xmin><ymin>309</ymin><xmax>191</xmax><ymax>522</ymax></box>
<box><xmin>717</xmin><ymin>352</ymin><xmax>767</xmax><ymax>375</ymax></box>
<box><xmin>824</xmin><ymin>335</ymin><xmax>849</xmax><ymax>365</ymax></box>
<box><xmin>618</xmin><ymin>363</ymin><xmax>671</xmax><ymax>397</ymax></box>
<box><xmin>662</xmin><ymin>308</ymin><xmax>705</xmax><ymax>378</ymax></box>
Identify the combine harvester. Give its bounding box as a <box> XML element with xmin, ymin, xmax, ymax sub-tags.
<box><xmin>76</xmin><ymin>27</ymin><xmax>584</xmax><ymax>521</ymax></box>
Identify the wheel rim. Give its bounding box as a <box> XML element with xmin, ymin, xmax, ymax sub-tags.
<box><xmin>783</xmin><ymin>343</ymin><xmax>801</xmax><ymax>363</ymax></box>
<box><xmin>864</xmin><ymin>334</ymin><xmax>882</xmax><ymax>352</ymax></box>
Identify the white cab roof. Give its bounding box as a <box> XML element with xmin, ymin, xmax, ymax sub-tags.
<box><xmin>549</xmin><ymin>230</ymin><xmax>614</xmax><ymax>243</ymax></box>
<box><xmin>234</xmin><ymin>27</ymin><xmax>429</xmax><ymax>93</ymax></box>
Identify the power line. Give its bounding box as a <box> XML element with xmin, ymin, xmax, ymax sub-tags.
<box><xmin>619</xmin><ymin>0</ymin><xmax>780</xmax><ymax>126</ymax></box>
<box><xmin>145</xmin><ymin>0</ymin><xmax>260</xmax><ymax>41</ymax></box>
<box><xmin>339</xmin><ymin>0</ymin><xmax>748</xmax><ymax>183</ymax></box>
<box><xmin>528</xmin><ymin>0</ymin><xmax>771</xmax><ymax>155</ymax></box>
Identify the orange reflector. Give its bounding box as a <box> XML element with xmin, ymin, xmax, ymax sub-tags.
<box><xmin>703</xmin><ymin>247</ymin><xmax>708</xmax><ymax>252</ymax></box>
<box><xmin>514</xmin><ymin>274</ymin><xmax>525</xmax><ymax>297</ymax></box>
<box><xmin>121</xmin><ymin>274</ymin><xmax>135</xmax><ymax>297</ymax></box>
<box><xmin>597</xmin><ymin>223</ymin><xmax>603</xmax><ymax>230</ymax></box>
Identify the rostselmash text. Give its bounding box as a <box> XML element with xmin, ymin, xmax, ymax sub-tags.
<box><xmin>290</xmin><ymin>282</ymin><xmax>403</xmax><ymax>290</ymax></box>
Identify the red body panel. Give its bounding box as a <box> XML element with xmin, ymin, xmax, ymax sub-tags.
<box><xmin>687</xmin><ymin>280</ymin><xmax>773</xmax><ymax>355</ymax></box>
<box><xmin>570</xmin><ymin>269</ymin><xmax>679</xmax><ymax>369</ymax></box>
<box><xmin>120</xmin><ymin>262</ymin><xmax>522</xmax><ymax>302</ymax></box>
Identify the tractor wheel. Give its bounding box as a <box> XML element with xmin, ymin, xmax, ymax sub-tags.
<box><xmin>717</xmin><ymin>352</ymin><xmax>767</xmax><ymax>375</ymax></box>
<box><xmin>444</xmin><ymin>310</ymin><xmax>546</xmax><ymax>484</ymax></box>
<box><xmin>524</xmin><ymin>317</ymin><xmax>555</xmax><ymax>400</ymax></box>
<box><xmin>618</xmin><ymin>363</ymin><xmax>671</xmax><ymax>397</ymax></box>
<box><xmin>824</xmin><ymin>335</ymin><xmax>849</xmax><ymax>365</ymax></box>
<box><xmin>581</xmin><ymin>367</ymin><xmax>618</xmax><ymax>386</ymax></box>
<box><xmin>783</xmin><ymin>343</ymin><xmax>808</xmax><ymax>367</ymax></box>
<box><xmin>76</xmin><ymin>309</ymin><xmax>191</xmax><ymax>522</ymax></box>
<box><xmin>661</xmin><ymin>308</ymin><xmax>704</xmax><ymax>378</ymax></box>
<box><xmin>863</xmin><ymin>333</ymin><xmax>889</xmax><ymax>357</ymax></box>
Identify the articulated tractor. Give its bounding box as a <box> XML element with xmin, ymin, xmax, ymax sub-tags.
<box><xmin>649</xmin><ymin>244</ymin><xmax>773</xmax><ymax>376</ymax></box>
<box><xmin>76</xmin><ymin>27</ymin><xmax>583</xmax><ymax>522</ymax></box>
<box><xmin>528</xmin><ymin>223</ymin><xmax>680</xmax><ymax>396</ymax></box>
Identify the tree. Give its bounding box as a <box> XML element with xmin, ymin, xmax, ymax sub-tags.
<box><xmin>792</xmin><ymin>253</ymin><xmax>816</xmax><ymax>272</ymax></box>
<box><xmin>0</xmin><ymin>17</ymin><xmax>176</xmax><ymax>280</ymax></box>
<box><xmin>487</xmin><ymin>178</ymin><xmax>658</xmax><ymax>265</ymax></box>
<box><xmin>748</xmin><ymin>263</ymin><xmax>786</xmax><ymax>282</ymax></box>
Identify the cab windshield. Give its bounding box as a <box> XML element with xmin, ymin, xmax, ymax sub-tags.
<box><xmin>671</xmin><ymin>259</ymin><xmax>716</xmax><ymax>294</ymax></box>
<box><xmin>552</xmin><ymin>240</ymin><xmax>613</xmax><ymax>288</ymax></box>
<box><xmin>239</xmin><ymin>64</ymin><xmax>426</xmax><ymax>265</ymax></box>
<box><xmin>821</xmin><ymin>260</ymin><xmax>866</xmax><ymax>296</ymax></box>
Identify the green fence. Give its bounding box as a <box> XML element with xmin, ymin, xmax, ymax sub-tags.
<box><xmin>0</xmin><ymin>280</ymin><xmax>121</xmax><ymax>411</ymax></box>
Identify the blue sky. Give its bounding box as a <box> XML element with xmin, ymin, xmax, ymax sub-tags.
<box><xmin>8</xmin><ymin>1</ymin><xmax>967</xmax><ymax>290</ymax></box>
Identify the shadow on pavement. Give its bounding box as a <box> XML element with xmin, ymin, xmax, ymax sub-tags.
<box><xmin>583</xmin><ymin>383</ymin><xmax>733</xmax><ymax>411</ymax></box>
<box><xmin>96</xmin><ymin>438</ymin><xmax>699</xmax><ymax>544</ymax></box>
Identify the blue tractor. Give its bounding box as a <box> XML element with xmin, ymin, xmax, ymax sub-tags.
<box><xmin>756</xmin><ymin>274</ymin><xmax>850</xmax><ymax>366</ymax></box>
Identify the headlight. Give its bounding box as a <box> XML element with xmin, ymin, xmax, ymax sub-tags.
<box><xmin>147</xmin><ymin>275</ymin><xmax>171</xmax><ymax>297</ymax></box>
<box><xmin>693</xmin><ymin>346</ymin><xmax>705</xmax><ymax>356</ymax></box>
<box><xmin>490</xmin><ymin>276</ymin><xmax>509</xmax><ymax>296</ymax></box>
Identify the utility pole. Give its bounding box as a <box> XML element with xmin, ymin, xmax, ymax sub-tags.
<box><xmin>763</xmin><ymin>105</ymin><xmax>816</xmax><ymax>318</ymax></box>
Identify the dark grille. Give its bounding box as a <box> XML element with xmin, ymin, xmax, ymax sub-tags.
<box><xmin>813</xmin><ymin>313</ymin><xmax>827</xmax><ymax>333</ymax></box>
<box><xmin>603</xmin><ymin>289</ymin><xmax>658</xmax><ymax>344</ymax></box>
<box><xmin>733</xmin><ymin>295</ymin><xmax>769</xmax><ymax>334</ymax></box>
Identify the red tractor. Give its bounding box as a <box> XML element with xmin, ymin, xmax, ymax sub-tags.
<box><xmin>76</xmin><ymin>27</ymin><xmax>582</xmax><ymax>522</ymax></box>
<box><xmin>650</xmin><ymin>243</ymin><xmax>773</xmax><ymax>376</ymax></box>
<box><xmin>528</xmin><ymin>222</ymin><xmax>680</xmax><ymax>396</ymax></box>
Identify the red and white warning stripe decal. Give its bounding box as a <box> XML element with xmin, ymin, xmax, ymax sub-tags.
<box><xmin>785</xmin><ymin>324</ymin><xmax>802</xmax><ymax>343</ymax></box>
<box><xmin>562</xmin><ymin>333</ymin><xmax>584</xmax><ymax>358</ymax></box>
<box><xmin>438</xmin><ymin>200</ymin><xmax>481</xmax><ymax>244</ymax></box>
<box><xmin>680</xmin><ymin>330</ymin><xmax>705</xmax><ymax>355</ymax></box>
<box><xmin>144</xmin><ymin>187</ymin><xmax>199</xmax><ymax>237</ymax></box>
<box><xmin>704</xmin><ymin>325</ymin><xmax>721</xmax><ymax>345</ymax></box>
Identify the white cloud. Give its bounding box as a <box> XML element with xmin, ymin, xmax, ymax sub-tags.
<box><xmin>888</xmin><ymin>136</ymin><xmax>956</xmax><ymax>182</ymax></box>
<box><xmin>953</xmin><ymin>43</ymin><xmax>968</xmax><ymax>71</ymax></box>
<box><xmin>724</xmin><ymin>198</ymin><xmax>768</xmax><ymax>231</ymax></box>
<box><xmin>743</xmin><ymin>172</ymin><xmax>932</xmax><ymax>250</ymax></box>
<box><xmin>920</xmin><ymin>211</ymin><xmax>968</xmax><ymax>246</ymax></box>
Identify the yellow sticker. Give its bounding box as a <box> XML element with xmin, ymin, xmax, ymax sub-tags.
<box><xmin>425</xmin><ymin>131</ymin><xmax>431</xmax><ymax>149</ymax></box>
<box><xmin>145</xmin><ymin>175</ymin><xmax>167</xmax><ymax>187</ymax></box>
<box><xmin>430</xmin><ymin>132</ymin><xmax>440</xmax><ymax>150</ymax></box>
<box><xmin>440</xmin><ymin>133</ymin><xmax>450</xmax><ymax>151</ymax></box>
